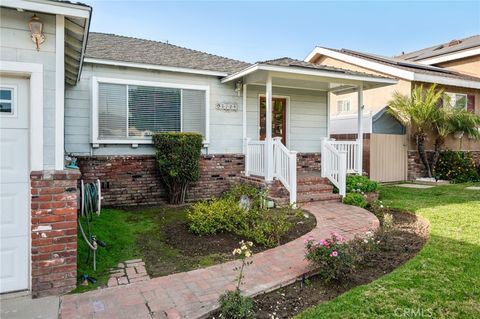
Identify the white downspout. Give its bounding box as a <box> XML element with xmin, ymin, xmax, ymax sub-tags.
<box><xmin>242</xmin><ymin>83</ymin><xmax>247</xmax><ymax>154</ymax></box>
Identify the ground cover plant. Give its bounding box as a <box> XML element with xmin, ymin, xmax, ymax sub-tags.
<box><xmin>295</xmin><ymin>183</ymin><xmax>480</xmax><ymax>319</ymax></box>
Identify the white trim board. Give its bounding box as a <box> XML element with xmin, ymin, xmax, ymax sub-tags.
<box><xmin>1</xmin><ymin>0</ymin><xmax>90</xmax><ymax>18</ymax></box>
<box><xmin>0</xmin><ymin>61</ymin><xmax>44</xmax><ymax>171</ymax></box>
<box><xmin>55</xmin><ymin>15</ymin><xmax>65</xmax><ymax>170</ymax></box>
<box><xmin>304</xmin><ymin>47</ymin><xmax>480</xmax><ymax>90</ymax></box>
<box><xmin>91</xmin><ymin>76</ymin><xmax>211</xmax><ymax>145</ymax></box>
<box><xmin>84</xmin><ymin>58</ymin><xmax>228</xmax><ymax>77</ymax></box>
<box><xmin>418</xmin><ymin>47</ymin><xmax>480</xmax><ymax>65</ymax></box>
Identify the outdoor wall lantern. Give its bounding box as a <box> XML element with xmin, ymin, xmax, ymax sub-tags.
<box><xmin>29</xmin><ymin>14</ymin><xmax>45</xmax><ymax>51</ymax></box>
<box><xmin>235</xmin><ymin>80</ymin><xmax>243</xmax><ymax>96</ymax></box>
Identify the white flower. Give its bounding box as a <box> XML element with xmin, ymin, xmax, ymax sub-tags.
<box><xmin>364</xmin><ymin>239</ymin><xmax>369</xmax><ymax>243</ymax></box>
<box><xmin>245</xmin><ymin>251</ymin><xmax>251</xmax><ymax>257</ymax></box>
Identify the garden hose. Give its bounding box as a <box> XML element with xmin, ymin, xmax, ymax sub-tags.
<box><xmin>78</xmin><ymin>180</ymin><xmax>104</xmax><ymax>272</ymax></box>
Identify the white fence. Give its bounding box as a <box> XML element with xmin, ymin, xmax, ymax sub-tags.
<box><xmin>245</xmin><ymin>138</ymin><xmax>297</xmax><ymax>205</ymax></box>
<box><xmin>321</xmin><ymin>140</ymin><xmax>347</xmax><ymax>196</ymax></box>
<box><xmin>245</xmin><ymin>139</ymin><xmax>265</xmax><ymax>177</ymax></box>
<box><xmin>328</xmin><ymin>140</ymin><xmax>360</xmax><ymax>173</ymax></box>
<box><xmin>273</xmin><ymin>138</ymin><xmax>297</xmax><ymax>205</ymax></box>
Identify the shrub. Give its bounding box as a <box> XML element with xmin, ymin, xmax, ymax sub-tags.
<box><xmin>223</xmin><ymin>183</ymin><xmax>267</xmax><ymax>209</ymax></box>
<box><xmin>304</xmin><ymin>233</ymin><xmax>355</xmax><ymax>282</ymax></box>
<box><xmin>343</xmin><ymin>192</ymin><xmax>367</xmax><ymax>208</ymax></box>
<box><xmin>346</xmin><ymin>175</ymin><xmax>378</xmax><ymax>193</ymax></box>
<box><xmin>153</xmin><ymin>132</ymin><xmax>203</xmax><ymax>204</ymax></box>
<box><xmin>434</xmin><ymin>150</ymin><xmax>480</xmax><ymax>183</ymax></box>
<box><xmin>187</xmin><ymin>197</ymin><xmax>243</xmax><ymax>235</ymax></box>
<box><xmin>218</xmin><ymin>289</ymin><xmax>253</xmax><ymax>319</ymax></box>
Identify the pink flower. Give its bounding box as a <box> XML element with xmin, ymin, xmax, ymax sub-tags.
<box><xmin>330</xmin><ymin>251</ymin><xmax>338</xmax><ymax>257</ymax></box>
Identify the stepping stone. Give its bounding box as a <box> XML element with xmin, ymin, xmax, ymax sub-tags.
<box><xmin>395</xmin><ymin>184</ymin><xmax>434</xmax><ymax>189</ymax></box>
<box><xmin>465</xmin><ymin>186</ymin><xmax>480</xmax><ymax>190</ymax></box>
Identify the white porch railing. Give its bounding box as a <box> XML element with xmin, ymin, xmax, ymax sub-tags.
<box><xmin>328</xmin><ymin>140</ymin><xmax>360</xmax><ymax>173</ymax></box>
<box><xmin>245</xmin><ymin>138</ymin><xmax>297</xmax><ymax>205</ymax></box>
<box><xmin>273</xmin><ymin>137</ymin><xmax>297</xmax><ymax>205</ymax></box>
<box><xmin>245</xmin><ymin>138</ymin><xmax>266</xmax><ymax>177</ymax></box>
<box><xmin>321</xmin><ymin>139</ymin><xmax>347</xmax><ymax>196</ymax></box>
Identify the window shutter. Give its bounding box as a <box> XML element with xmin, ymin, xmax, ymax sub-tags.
<box><xmin>98</xmin><ymin>83</ymin><xmax>127</xmax><ymax>139</ymax></box>
<box><xmin>182</xmin><ymin>89</ymin><xmax>206</xmax><ymax>136</ymax></box>
<box><xmin>128</xmin><ymin>86</ymin><xmax>181</xmax><ymax>138</ymax></box>
<box><xmin>467</xmin><ymin>95</ymin><xmax>475</xmax><ymax>113</ymax></box>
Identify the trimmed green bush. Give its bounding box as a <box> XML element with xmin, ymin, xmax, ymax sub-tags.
<box><xmin>218</xmin><ymin>289</ymin><xmax>253</xmax><ymax>319</ymax></box>
<box><xmin>346</xmin><ymin>175</ymin><xmax>378</xmax><ymax>193</ymax></box>
<box><xmin>434</xmin><ymin>150</ymin><xmax>480</xmax><ymax>183</ymax></box>
<box><xmin>152</xmin><ymin>132</ymin><xmax>203</xmax><ymax>204</ymax></box>
<box><xmin>343</xmin><ymin>192</ymin><xmax>367</xmax><ymax>208</ymax></box>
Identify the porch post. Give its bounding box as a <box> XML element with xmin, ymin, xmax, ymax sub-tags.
<box><xmin>357</xmin><ymin>85</ymin><xmax>364</xmax><ymax>175</ymax></box>
<box><xmin>265</xmin><ymin>73</ymin><xmax>274</xmax><ymax>181</ymax></box>
<box><xmin>242</xmin><ymin>83</ymin><xmax>248</xmax><ymax>154</ymax></box>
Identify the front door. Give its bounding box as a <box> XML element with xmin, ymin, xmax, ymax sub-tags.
<box><xmin>0</xmin><ymin>76</ymin><xmax>30</xmax><ymax>293</ymax></box>
<box><xmin>259</xmin><ymin>97</ymin><xmax>286</xmax><ymax>145</ymax></box>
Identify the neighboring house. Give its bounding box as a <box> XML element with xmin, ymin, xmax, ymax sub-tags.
<box><xmin>305</xmin><ymin>39</ymin><xmax>480</xmax><ymax>181</ymax></box>
<box><xmin>0</xmin><ymin>0</ymin><xmax>396</xmax><ymax>298</ymax></box>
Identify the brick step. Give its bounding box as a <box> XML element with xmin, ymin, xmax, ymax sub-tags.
<box><xmin>297</xmin><ymin>177</ymin><xmax>332</xmax><ymax>185</ymax></box>
<box><xmin>296</xmin><ymin>193</ymin><xmax>342</xmax><ymax>204</ymax></box>
<box><xmin>297</xmin><ymin>183</ymin><xmax>333</xmax><ymax>193</ymax></box>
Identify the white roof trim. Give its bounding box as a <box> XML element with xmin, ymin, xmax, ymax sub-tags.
<box><xmin>417</xmin><ymin>47</ymin><xmax>480</xmax><ymax>65</ymax></box>
<box><xmin>414</xmin><ymin>73</ymin><xmax>480</xmax><ymax>89</ymax></box>
<box><xmin>221</xmin><ymin>63</ymin><xmax>397</xmax><ymax>85</ymax></box>
<box><xmin>84</xmin><ymin>58</ymin><xmax>228</xmax><ymax>77</ymax></box>
<box><xmin>305</xmin><ymin>47</ymin><xmax>415</xmax><ymax>80</ymax></box>
<box><xmin>305</xmin><ymin>46</ymin><xmax>480</xmax><ymax>89</ymax></box>
<box><xmin>2</xmin><ymin>0</ymin><xmax>91</xmax><ymax>18</ymax></box>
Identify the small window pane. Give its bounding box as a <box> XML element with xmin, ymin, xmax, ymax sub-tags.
<box><xmin>0</xmin><ymin>102</ymin><xmax>12</xmax><ymax>113</ymax></box>
<box><xmin>182</xmin><ymin>89</ymin><xmax>206</xmax><ymax>136</ymax></box>
<box><xmin>0</xmin><ymin>89</ymin><xmax>12</xmax><ymax>100</ymax></box>
<box><xmin>455</xmin><ymin>94</ymin><xmax>467</xmax><ymax>109</ymax></box>
<box><xmin>128</xmin><ymin>86</ymin><xmax>181</xmax><ymax>138</ymax></box>
<box><xmin>98</xmin><ymin>83</ymin><xmax>127</xmax><ymax>139</ymax></box>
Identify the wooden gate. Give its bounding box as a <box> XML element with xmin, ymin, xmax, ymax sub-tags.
<box><xmin>369</xmin><ymin>134</ymin><xmax>407</xmax><ymax>182</ymax></box>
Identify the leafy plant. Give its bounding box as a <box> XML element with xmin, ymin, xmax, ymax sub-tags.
<box><xmin>304</xmin><ymin>233</ymin><xmax>355</xmax><ymax>282</ymax></box>
<box><xmin>218</xmin><ymin>241</ymin><xmax>254</xmax><ymax>319</ymax></box>
<box><xmin>152</xmin><ymin>132</ymin><xmax>203</xmax><ymax>204</ymax></box>
<box><xmin>346</xmin><ymin>175</ymin><xmax>378</xmax><ymax>193</ymax></box>
<box><xmin>343</xmin><ymin>193</ymin><xmax>367</xmax><ymax>208</ymax></box>
<box><xmin>434</xmin><ymin>150</ymin><xmax>480</xmax><ymax>183</ymax></box>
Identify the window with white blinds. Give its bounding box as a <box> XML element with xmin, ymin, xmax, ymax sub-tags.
<box><xmin>97</xmin><ymin>82</ymin><xmax>207</xmax><ymax>141</ymax></box>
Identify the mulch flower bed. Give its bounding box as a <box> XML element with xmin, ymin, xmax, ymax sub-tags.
<box><xmin>250</xmin><ymin>210</ymin><xmax>429</xmax><ymax>318</ymax></box>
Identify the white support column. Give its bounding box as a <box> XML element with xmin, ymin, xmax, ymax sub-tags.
<box><xmin>55</xmin><ymin>15</ymin><xmax>65</xmax><ymax>170</ymax></box>
<box><xmin>357</xmin><ymin>85</ymin><xmax>364</xmax><ymax>175</ymax></box>
<box><xmin>265</xmin><ymin>74</ymin><xmax>274</xmax><ymax>181</ymax></box>
<box><xmin>242</xmin><ymin>83</ymin><xmax>247</xmax><ymax>154</ymax></box>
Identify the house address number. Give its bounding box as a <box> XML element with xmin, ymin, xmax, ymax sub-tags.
<box><xmin>216</xmin><ymin>102</ymin><xmax>238</xmax><ymax>112</ymax></box>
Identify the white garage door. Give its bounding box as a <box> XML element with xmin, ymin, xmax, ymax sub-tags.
<box><xmin>0</xmin><ymin>76</ymin><xmax>30</xmax><ymax>293</ymax></box>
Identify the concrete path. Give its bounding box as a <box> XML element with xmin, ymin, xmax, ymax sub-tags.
<box><xmin>60</xmin><ymin>202</ymin><xmax>379</xmax><ymax>319</ymax></box>
<box><xmin>1</xmin><ymin>293</ymin><xmax>59</xmax><ymax>319</ymax></box>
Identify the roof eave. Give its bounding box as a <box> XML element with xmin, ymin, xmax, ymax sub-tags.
<box><xmin>84</xmin><ymin>58</ymin><xmax>229</xmax><ymax>77</ymax></box>
<box><xmin>417</xmin><ymin>47</ymin><xmax>480</xmax><ymax>65</ymax></box>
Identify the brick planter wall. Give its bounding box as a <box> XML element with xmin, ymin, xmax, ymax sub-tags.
<box><xmin>77</xmin><ymin>154</ymin><xmax>245</xmax><ymax>206</ymax></box>
<box><xmin>30</xmin><ymin>169</ymin><xmax>80</xmax><ymax>298</ymax></box>
<box><xmin>407</xmin><ymin>150</ymin><xmax>480</xmax><ymax>180</ymax></box>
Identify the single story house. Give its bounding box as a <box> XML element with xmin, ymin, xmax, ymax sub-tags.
<box><xmin>305</xmin><ymin>39</ymin><xmax>480</xmax><ymax>181</ymax></box>
<box><xmin>1</xmin><ymin>0</ymin><xmax>397</xmax><ymax>297</ymax></box>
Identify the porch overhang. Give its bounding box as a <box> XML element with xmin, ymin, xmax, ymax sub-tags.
<box><xmin>221</xmin><ymin>63</ymin><xmax>397</xmax><ymax>93</ymax></box>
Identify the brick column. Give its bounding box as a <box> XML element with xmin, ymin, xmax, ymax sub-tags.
<box><xmin>30</xmin><ymin>169</ymin><xmax>80</xmax><ymax>298</ymax></box>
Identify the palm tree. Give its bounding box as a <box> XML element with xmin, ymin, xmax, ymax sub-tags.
<box><xmin>388</xmin><ymin>84</ymin><xmax>444</xmax><ymax>178</ymax></box>
<box><xmin>449</xmin><ymin>109</ymin><xmax>480</xmax><ymax>149</ymax></box>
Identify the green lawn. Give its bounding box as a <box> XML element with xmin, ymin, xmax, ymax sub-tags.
<box><xmin>297</xmin><ymin>183</ymin><xmax>480</xmax><ymax>319</ymax></box>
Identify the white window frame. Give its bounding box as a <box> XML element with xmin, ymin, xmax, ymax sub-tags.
<box><xmin>0</xmin><ymin>85</ymin><xmax>17</xmax><ymax>117</ymax></box>
<box><xmin>445</xmin><ymin>92</ymin><xmax>468</xmax><ymax>110</ymax></box>
<box><xmin>91</xmin><ymin>77</ymin><xmax>210</xmax><ymax>145</ymax></box>
<box><xmin>336</xmin><ymin>98</ymin><xmax>351</xmax><ymax>113</ymax></box>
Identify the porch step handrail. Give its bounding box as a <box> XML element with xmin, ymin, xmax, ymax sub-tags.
<box><xmin>321</xmin><ymin>139</ymin><xmax>347</xmax><ymax>196</ymax></box>
<box><xmin>272</xmin><ymin>137</ymin><xmax>297</xmax><ymax>205</ymax></box>
<box><xmin>327</xmin><ymin>140</ymin><xmax>360</xmax><ymax>174</ymax></box>
<box><xmin>245</xmin><ymin>138</ymin><xmax>266</xmax><ymax>177</ymax></box>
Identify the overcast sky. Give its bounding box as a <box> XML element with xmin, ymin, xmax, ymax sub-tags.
<box><xmin>83</xmin><ymin>1</ymin><xmax>480</xmax><ymax>63</ymax></box>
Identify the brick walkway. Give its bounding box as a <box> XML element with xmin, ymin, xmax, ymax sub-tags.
<box><xmin>60</xmin><ymin>202</ymin><xmax>379</xmax><ymax>319</ymax></box>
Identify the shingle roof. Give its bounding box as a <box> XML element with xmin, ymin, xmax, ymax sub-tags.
<box><xmin>326</xmin><ymin>48</ymin><xmax>480</xmax><ymax>82</ymax></box>
<box><xmin>85</xmin><ymin>33</ymin><xmax>251</xmax><ymax>74</ymax></box>
<box><xmin>396</xmin><ymin>35</ymin><xmax>480</xmax><ymax>61</ymax></box>
<box><xmin>258</xmin><ymin>57</ymin><xmax>392</xmax><ymax>79</ymax></box>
